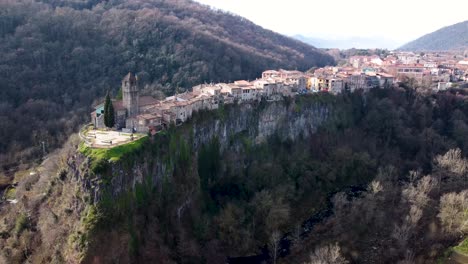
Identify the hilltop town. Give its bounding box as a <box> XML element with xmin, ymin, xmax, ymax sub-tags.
<box><xmin>341</xmin><ymin>50</ymin><xmax>468</xmax><ymax>90</ymax></box>
<box><xmin>91</xmin><ymin>50</ymin><xmax>468</xmax><ymax>136</ymax></box>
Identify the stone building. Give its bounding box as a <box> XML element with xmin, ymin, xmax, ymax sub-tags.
<box><xmin>122</xmin><ymin>72</ymin><xmax>139</xmax><ymax>118</ymax></box>
<box><xmin>91</xmin><ymin>73</ymin><xmax>158</xmax><ymax>130</ymax></box>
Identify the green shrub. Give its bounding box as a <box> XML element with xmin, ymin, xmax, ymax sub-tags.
<box><xmin>454</xmin><ymin>237</ymin><xmax>468</xmax><ymax>255</ymax></box>
<box><xmin>4</xmin><ymin>188</ymin><xmax>16</xmax><ymax>200</ymax></box>
<box><xmin>82</xmin><ymin>205</ymin><xmax>101</xmax><ymax>232</ymax></box>
<box><xmin>14</xmin><ymin>214</ymin><xmax>28</xmax><ymax>236</ymax></box>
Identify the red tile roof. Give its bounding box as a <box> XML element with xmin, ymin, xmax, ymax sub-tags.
<box><xmin>139</xmin><ymin>96</ymin><xmax>159</xmax><ymax>106</ymax></box>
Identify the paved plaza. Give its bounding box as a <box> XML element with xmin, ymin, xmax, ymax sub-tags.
<box><xmin>83</xmin><ymin>129</ymin><xmax>144</xmax><ymax>148</ymax></box>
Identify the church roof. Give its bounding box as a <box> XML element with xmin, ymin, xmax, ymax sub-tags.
<box><xmin>112</xmin><ymin>100</ymin><xmax>126</xmax><ymax>111</ymax></box>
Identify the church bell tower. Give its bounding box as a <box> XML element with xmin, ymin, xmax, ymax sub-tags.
<box><xmin>122</xmin><ymin>72</ymin><xmax>139</xmax><ymax>117</ymax></box>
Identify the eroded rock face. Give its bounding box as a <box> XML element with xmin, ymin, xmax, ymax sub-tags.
<box><xmin>73</xmin><ymin>98</ymin><xmax>333</xmax><ymax>203</ymax></box>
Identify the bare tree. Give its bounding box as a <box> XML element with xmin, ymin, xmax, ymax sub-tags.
<box><xmin>438</xmin><ymin>190</ymin><xmax>468</xmax><ymax>235</ymax></box>
<box><xmin>435</xmin><ymin>148</ymin><xmax>468</xmax><ymax>175</ymax></box>
<box><xmin>402</xmin><ymin>175</ymin><xmax>437</xmax><ymax>209</ymax></box>
<box><xmin>290</xmin><ymin>224</ymin><xmax>303</xmax><ymax>250</ymax></box>
<box><xmin>304</xmin><ymin>243</ymin><xmax>348</xmax><ymax>264</ymax></box>
<box><xmin>408</xmin><ymin>170</ymin><xmax>420</xmax><ymax>183</ymax></box>
<box><xmin>269</xmin><ymin>230</ymin><xmax>281</xmax><ymax>264</ymax></box>
<box><xmin>368</xmin><ymin>180</ymin><xmax>383</xmax><ymax>194</ymax></box>
<box><xmin>397</xmin><ymin>250</ymin><xmax>415</xmax><ymax>264</ymax></box>
<box><xmin>406</xmin><ymin>205</ymin><xmax>423</xmax><ymax>227</ymax></box>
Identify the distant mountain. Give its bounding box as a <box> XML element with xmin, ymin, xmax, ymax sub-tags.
<box><xmin>294</xmin><ymin>34</ymin><xmax>400</xmax><ymax>50</ymax></box>
<box><xmin>399</xmin><ymin>20</ymin><xmax>468</xmax><ymax>51</ymax></box>
<box><xmin>0</xmin><ymin>0</ymin><xmax>335</xmax><ymax>171</ymax></box>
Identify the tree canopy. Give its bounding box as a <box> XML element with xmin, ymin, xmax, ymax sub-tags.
<box><xmin>103</xmin><ymin>92</ymin><xmax>114</xmax><ymax>128</ymax></box>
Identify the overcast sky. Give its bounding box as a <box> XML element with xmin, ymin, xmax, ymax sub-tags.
<box><xmin>195</xmin><ymin>0</ymin><xmax>467</xmax><ymax>46</ymax></box>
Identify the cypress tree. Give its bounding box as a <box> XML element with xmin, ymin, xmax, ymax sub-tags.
<box><xmin>104</xmin><ymin>91</ymin><xmax>115</xmax><ymax>128</ymax></box>
<box><xmin>108</xmin><ymin>98</ymin><xmax>115</xmax><ymax>128</ymax></box>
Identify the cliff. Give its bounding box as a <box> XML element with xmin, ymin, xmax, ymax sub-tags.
<box><xmin>68</xmin><ymin>94</ymin><xmax>349</xmax><ymax>262</ymax></box>
<box><xmin>77</xmin><ymin>96</ymin><xmax>336</xmax><ymax>204</ymax></box>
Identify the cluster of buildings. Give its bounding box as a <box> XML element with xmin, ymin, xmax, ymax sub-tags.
<box><xmin>91</xmin><ymin>71</ymin><xmax>306</xmax><ymax>134</ymax></box>
<box><xmin>343</xmin><ymin>51</ymin><xmax>468</xmax><ymax>91</ymax></box>
<box><xmin>92</xmin><ymin>52</ymin><xmax>468</xmax><ymax>134</ymax></box>
<box><xmin>306</xmin><ymin>51</ymin><xmax>468</xmax><ymax>93</ymax></box>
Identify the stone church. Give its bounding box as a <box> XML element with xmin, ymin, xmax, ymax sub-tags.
<box><xmin>91</xmin><ymin>73</ymin><xmax>158</xmax><ymax>131</ymax></box>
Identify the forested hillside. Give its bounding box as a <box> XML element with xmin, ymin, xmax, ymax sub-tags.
<box><xmin>399</xmin><ymin>20</ymin><xmax>468</xmax><ymax>51</ymax></box>
<box><xmin>1</xmin><ymin>88</ymin><xmax>466</xmax><ymax>263</ymax></box>
<box><xmin>0</xmin><ymin>0</ymin><xmax>334</xmax><ymax>173</ymax></box>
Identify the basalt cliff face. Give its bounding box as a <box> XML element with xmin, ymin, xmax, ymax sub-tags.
<box><xmin>76</xmin><ymin>98</ymin><xmax>334</xmax><ymax>204</ymax></box>
<box><xmin>66</xmin><ymin>95</ymin><xmax>343</xmax><ymax>262</ymax></box>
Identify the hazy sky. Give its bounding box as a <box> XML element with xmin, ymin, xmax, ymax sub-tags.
<box><xmin>195</xmin><ymin>0</ymin><xmax>467</xmax><ymax>46</ymax></box>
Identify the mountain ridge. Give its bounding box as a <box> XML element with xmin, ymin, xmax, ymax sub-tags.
<box><xmin>399</xmin><ymin>20</ymin><xmax>468</xmax><ymax>51</ymax></box>
<box><xmin>293</xmin><ymin>34</ymin><xmax>401</xmax><ymax>49</ymax></box>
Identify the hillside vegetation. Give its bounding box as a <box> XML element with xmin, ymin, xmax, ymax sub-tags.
<box><xmin>0</xmin><ymin>0</ymin><xmax>334</xmax><ymax>173</ymax></box>
<box><xmin>399</xmin><ymin>20</ymin><xmax>468</xmax><ymax>51</ymax></box>
<box><xmin>0</xmin><ymin>88</ymin><xmax>467</xmax><ymax>263</ymax></box>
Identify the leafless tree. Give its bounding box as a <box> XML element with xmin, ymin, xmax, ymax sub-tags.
<box><xmin>406</xmin><ymin>205</ymin><xmax>423</xmax><ymax>227</ymax></box>
<box><xmin>269</xmin><ymin>230</ymin><xmax>281</xmax><ymax>264</ymax></box>
<box><xmin>304</xmin><ymin>243</ymin><xmax>348</xmax><ymax>264</ymax></box>
<box><xmin>397</xmin><ymin>250</ymin><xmax>415</xmax><ymax>264</ymax></box>
<box><xmin>435</xmin><ymin>148</ymin><xmax>468</xmax><ymax>175</ymax></box>
<box><xmin>290</xmin><ymin>224</ymin><xmax>303</xmax><ymax>250</ymax></box>
<box><xmin>368</xmin><ymin>180</ymin><xmax>383</xmax><ymax>194</ymax></box>
<box><xmin>438</xmin><ymin>190</ymin><xmax>468</xmax><ymax>235</ymax></box>
<box><xmin>408</xmin><ymin>170</ymin><xmax>420</xmax><ymax>183</ymax></box>
<box><xmin>402</xmin><ymin>175</ymin><xmax>437</xmax><ymax>209</ymax></box>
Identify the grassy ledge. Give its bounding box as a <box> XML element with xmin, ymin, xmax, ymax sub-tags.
<box><xmin>79</xmin><ymin>136</ymin><xmax>148</xmax><ymax>173</ymax></box>
<box><xmin>454</xmin><ymin>237</ymin><xmax>468</xmax><ymax>255</ymax></box>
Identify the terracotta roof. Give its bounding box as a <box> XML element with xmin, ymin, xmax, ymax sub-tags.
<box><xmin>112</xmin><ymin>100</ymin><xmax>126</xmax><ymax>111</ymax></box>
<box><xmin>234</xmin><ymin>80</ymin><xmax>251</xmax><ymax>86</ymax></box>
<box><xmin>137</xmin><ymin>114</ymin><xmax>161</xmax><ymax>120</ymax></box>
<box><xmin>139</xmin><ymin>96</ymin><xmax>159</xmax><ymax>106</ymax></box>
<box><xmin>178</xmin><ymin>92</ymin><xmax>197</xmax><ymax>101</ymax></box>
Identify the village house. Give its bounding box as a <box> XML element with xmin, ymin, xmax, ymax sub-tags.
<box><xmin>134</xmin><ymin>113</ymin><xmax>163</xmax><ymax>134</ymax></box>
<box><xmin>262</xmin><ymin>70</ymin><xmax>280</xmax><ymax>79</ymax></box>
<box><xmin>437</xmin><ymin>82</ymin><xmax>452</xmax><ymax>91</ymax></box>
<box><xmin>376</xmin><ymin>73</ymin><xmax>395</xmax><ymax>87</ymax></box>
<box><xmin>364</xmin><ymin>73</ymin><xmax>381</xmax><ymax>89</ymax></box>
<box><xmin>385</xmin><ymin>64</ymin><xmax>431</xmax><ymax>85</ymax></box>
<box><xmin>343</xmin><ymin>73</ymin><xmax>365</xmax><ymax>91</ymax></box>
